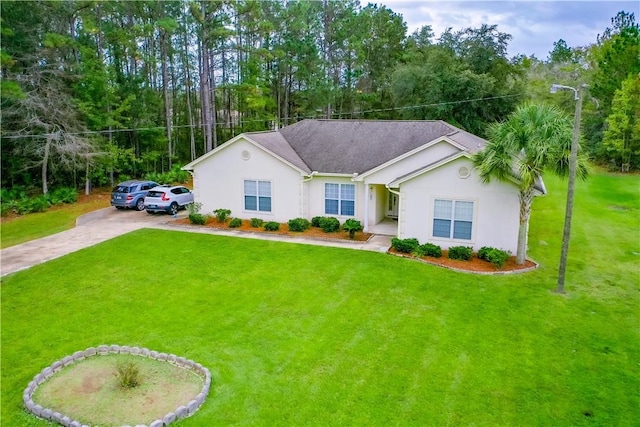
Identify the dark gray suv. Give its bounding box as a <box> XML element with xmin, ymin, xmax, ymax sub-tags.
<box><xmin>110</xmin><ymin>180</ymin><xmax>160</xmax><ymax>211</ymax></box>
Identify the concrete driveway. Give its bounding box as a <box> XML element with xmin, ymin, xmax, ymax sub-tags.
<box><xmin>1</xmin><ymin>208</ymin><xmax>392</xmax><ymax>277</ymax></box>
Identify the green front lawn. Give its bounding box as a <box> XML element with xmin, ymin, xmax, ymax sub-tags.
<box><xmin>1</xmin><ymin>172</ymin><xmax>639</xmax><ymax>426</ymax></box>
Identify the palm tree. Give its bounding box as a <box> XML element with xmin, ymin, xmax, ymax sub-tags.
<box><xmin>473</xmin><ymin>103</ymin><xmax>587</xmax><ymax>264</ymax></box>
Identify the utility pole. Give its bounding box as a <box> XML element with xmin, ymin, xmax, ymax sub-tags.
<box><xmin>551</xmin><ymin>83</ymin><xmax>586</xmax><ymax>293</ymax></box>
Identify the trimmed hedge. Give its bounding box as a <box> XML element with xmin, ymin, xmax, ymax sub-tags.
<box><xmin>418</xmin><ymin>242</ymin><xmax>442</xmax><ymax>258</ymax></box>
<box><xmin>391</xmin><ymin>238</ymin><xmax>420</xmax><ymax>254</ymax></box>
<box><xmin>249</xmin><ymin>218</ymin><xmax>264</xmax><ymax>228</ymax></box>
<box><xmin>229</xmin><ymin>218</ymin><xmax>243</xmax><ymax>228</ymax></box>
<box><xmin>319</xmin><ymin>217</ymin><xmax>340</xmax><ymax>233</ymax></box>
<box><xmin>288</xmin><ymin>218</ymin><xmax>311</xmax><ymax>232</ymax></box>
<box><xmin>478</xmin><ymin>246</ymin><xmax>510</xmax><ymax>269</ymax></box>
<box><xmin>264</xmin><ymin>221</ymin><xmax>280</xmax><ymax>231</ymax></box>
<box><xmin>448</xmin><ymin>246</ymin><xmax>473</xmax><ymax>261</ymax></box>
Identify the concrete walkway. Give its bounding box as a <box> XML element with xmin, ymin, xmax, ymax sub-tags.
<box><xmin>1</xmin><ymin>208</ymin><xmax>392</xmax><ymax>277</ymax></box>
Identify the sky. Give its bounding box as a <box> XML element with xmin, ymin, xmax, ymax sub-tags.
<box><xmin>377</xmin><ymin>1</ymin><xmax>639</xmax><ymax>59</ymax></box>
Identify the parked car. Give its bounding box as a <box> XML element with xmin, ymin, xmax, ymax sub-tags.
<box><xmin>144</xmin><ymin>185</ymin><xmax>194</xmax><ymax>215</ymax></box>
<box><xmin>110</xmin><ymin>180</ymin><xmax>160</xmax><ymax>211</ymax></box>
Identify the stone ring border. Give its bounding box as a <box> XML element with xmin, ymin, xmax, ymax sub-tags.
<box><xmin>23</xmin><ymin>345</ymin><xmax>212</xmax><ymax>427</ymax></box>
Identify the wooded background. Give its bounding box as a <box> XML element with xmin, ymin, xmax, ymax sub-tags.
<box><xmin>1</xmin><ymin>1</ymin><xmax>638</xmax><ymax>193</ymax></box>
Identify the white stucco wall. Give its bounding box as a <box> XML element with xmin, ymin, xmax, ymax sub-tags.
<box><xmin>191</xmin><ymin>138</ymin><xmax>303</xmax><ymax>222</ymax></box>
<box><xmin>306</xmin><ymin>176</ymin><xmax>365</xmax><ymax>221</ymax></box>
<box><xmin>399</xmin><ymin>158</ymin><xmax>521</xmax><ymax>253</ymax></box>
<box><xmin>364</xmin><ymin>140</ymin><xmax>459</xmax><ymax>184</ymax></box>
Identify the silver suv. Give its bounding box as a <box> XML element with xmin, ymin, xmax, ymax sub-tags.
<box><xmin>144</xmin><ymin>185</ymin><xmax>194</xmax><ymax>215</ymax></box>
<box><xmin>111</xmin><ymin>180</ymin><xmax>159</xmax><ymax>211</ymax></box>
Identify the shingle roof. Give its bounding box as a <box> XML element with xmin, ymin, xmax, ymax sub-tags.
<box><xmin>262</xmin><ymin>119</ymin><xmax>488</xmax><ymax>175</ymax></box>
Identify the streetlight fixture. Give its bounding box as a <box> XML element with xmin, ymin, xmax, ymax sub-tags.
<box><xmin>550</xmin><ymin>82</ymin><xmax>586</xmax><ymax>293</ymax></box>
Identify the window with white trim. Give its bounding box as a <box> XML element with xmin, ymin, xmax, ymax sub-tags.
<box><xmin>325</xmin><ymin>183</ymin><xmax>355</xmax><ymax>216</ymax></box>
<box><xmin>244</xmin><ymin>180</ymin><xmax>271</xmax><ymax>212</ymax></box>
<box><xmin>433</xmin><ymin>199</ymin><xmax>474</xmax><ymax>240</ymax></box>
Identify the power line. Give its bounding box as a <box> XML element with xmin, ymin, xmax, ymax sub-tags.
<box><xmin>1</xmin><ymin>93</ymin><xmax>525</xmax><ymax>140</ymax></box>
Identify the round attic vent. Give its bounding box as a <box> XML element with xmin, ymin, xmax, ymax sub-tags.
<box><xmin>241</xmin><ymin>150</ymin><xmax>251</xmax><ymax>160</ymax></box>
<box><xmin>458</xmin><ymin>166</ymin><xmax>470</xmax><ymax>179</ymax></box>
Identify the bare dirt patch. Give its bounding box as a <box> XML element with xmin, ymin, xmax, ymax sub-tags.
<box><xmin>33</xmin><ymin>354</ymin><xmax>204</xmax><ymax>426</ymax></box>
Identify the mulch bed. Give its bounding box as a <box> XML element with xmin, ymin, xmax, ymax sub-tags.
<box><xmin>173</xmin><ymin>217</ymin><xmax>537</xmax><ymax>274</ymax></box>
<box><xmin>172</xmin><ymin>218</ymin><xmax>373</xmax><ymax>242</ymax></box>
<box><xmin>388</xmin><ymin>248</ymin><xmax>538</xmax><ymax>274</ymax></box>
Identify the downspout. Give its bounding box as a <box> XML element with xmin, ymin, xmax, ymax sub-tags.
<box><xmin>300</xmin><ymin>171</ymin><xmax>317</xmax><ymax>218</ymax></box>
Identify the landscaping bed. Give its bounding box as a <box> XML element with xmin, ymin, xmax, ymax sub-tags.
<box><xmin>173</xmin><ymin>217</ymin><xmax>373</xmax><ymax>242</ymax></box>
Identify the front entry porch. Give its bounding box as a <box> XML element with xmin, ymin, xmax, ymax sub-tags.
<box><xmin>367</xmin><ymin>217</ymin><xmax>398</xmax><ymax>236</ymax></box>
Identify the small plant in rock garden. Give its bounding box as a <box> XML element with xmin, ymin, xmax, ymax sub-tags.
<box><xmin>229</xmin><ymin>217</ymin><xmax>243</xmax><ymax>228</ymax></box>
<box><xmin>115</xmin><ymin>360</ymin><xmax>140</xmax><ymax>389</ymax></box>
<box><xmin>264</xmin><ymin>221</ymin><xmax>280</xmax><ymax>231</ymax></box>
<box><xmin>391</xmin><ymin>237</ymin><xmax>420</xmax><ymax>254</ymax></box>
<box><xmin>343</xmin><ymin>218</ymin><xmax>363</xmax><ymax>239</ymax></box>
<box><xmin>319</xmin><ymin>217</ymin><xmax>340</xmax><ymax>233</ymax></box>
<box><xmin>288</xmin><ymin>218</ymin><xmax>311</xmax><ymax>232</ymax></box>
<box><xmin>448</xmin><ymin>246</ymin><xmax>473</xmax><ymax>261</ymax></box>
<box><xmin>418</xmin><ymin>242</ymin><xmax>442</xmax><ymax>258</ymax></box>
<box><xmin>187</xmin><ymin>202</ymin><xmax>207</xmax><ymax>225</ymax></box>
<box><xmin>250</xmin><ymin>218</ymin><xmax>264</xmax><ymax>228</ymax></box>
<box><xmin>213</xmin><ymin>208</ymin><xmax>232</xmax><ymax>223</ymax></box>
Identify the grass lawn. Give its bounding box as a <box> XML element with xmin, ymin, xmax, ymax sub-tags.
<box><xmin>1</xmin><ymin>171</ymin><xmax>639</xmax><ymax>426</ymax></box>
<box><xmin>0</xmin><ymin>191</ymin><xmax>111</xmax><ymax>249</ymax></box>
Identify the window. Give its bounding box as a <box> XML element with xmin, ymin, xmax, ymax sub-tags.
<box><xmin>325</xmin><ymin>183</ymin><xmax>355</xmax><ymax>216</ymax></box>
<box><xmin>433</xmin><ymin>199</ymin><xmax>474</xmax><ymax>240</ymax></box>
<box><xmin>244</xmin><ymin>180</ymin><xmax>271</xmax><ymax>212</ymax></box>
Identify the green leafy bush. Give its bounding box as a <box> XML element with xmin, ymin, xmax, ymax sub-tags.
<box><xmin>187</xmin><ymin>202</ymin><xmax>207</xmax><ymax>224</ymax></box>
<box><xmin>477</xmin><ymin>246</ymin><xmax>492</xmax><ymax>261</ymax></box>
<box><xmin>189</xmin><ymin>213</ymin><xmax>207</xmax><ymax>225</ymax></box>
<box><xmin>311</xmin><ymin>216</ymin><xmax>323</xmax><ymax>227</ymax></box>
<box><xmin>343</xmin><ymin>218</ymin><xmax>363</xmax><ymax>239</ymax></box>
<box><xmin>448</xmin><ymin>246</ymin><xmax>473</xmax><ymax>261</ymax></box>
<box><xmin>213</xmin><ymin>208</ymin><xmax>231</xmax><ymax>223</ymax></box>
<box><xmin>250</xmin><ymin>218</ymin><xmax>264</xmax><ymax>228</ymax></box>
<box><xmin>391</xmin><ymin>237</ymin><xmax>420</xmax><ymax>253</ymax></box>
<box><xmin>478</xmin><ymin>246</ymin><xmax>510</xmax><ymax>269</ymax></box>
<box><xmin>47</xmin><ymin>187</ymin><xmax>78</xmax><ymax>205</ymax></box>
<box><xmin>418</xmin><ymin>242</ymin><xmax>442</xmax><ymax>258</ymax></box>
<box><xmin>229</xmin><ymin>217</ymin><xmax>243</xmax><ymax>228</ymax></box>
<box><xmin>288</xmin><ymin>217</ymin><xmax>311</xmax><ymax>232</ymax></box>
<box><xmin>319</xmin><ymin>217</ymin><xmax>340</xmax><ymax>233</ymax></box>
<box><xmin>145</xmin><ymin>165</ymin><xmax>190</xmax><ymax>185</ymax></box>
<box><xmin>264</xmin><ymin>221</ymin><xmax>280</xmax><ymax>231</ymax></box>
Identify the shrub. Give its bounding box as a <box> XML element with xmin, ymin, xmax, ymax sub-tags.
<box><xmin>188</xmin><ymin>213</ymin><xmax>207</xmax><ymax>225</ymax></box>
<box><xmin>115</xmin><ymin>360</ymin><xmax>140</xmax><ymax>389</ymax></box>
<box><xmin>418</xmin><ymin>242</ymin><xmax>442</xmax><ymax>258</ymax></box>
<box><xmin>288</xmin><ymin>217</ymin><xmax>310</xmax><ymax>232</ymax></box>
<box><xmin>47</xmin><ymin>187</ymin><xmax>78</xmax><ymax>205</ymax></box>
<box><xmin>229</xmin><ymin>217</ymin><xmax>243</xmax><ymax>228</ymax></box>
<box><xmin>250</xmin><ymin>218</ymin><xmax>264</xmax><ymax>228</ymax></box>
<box><xmin>448</xmin><ymin>246</ymin><xmax>473</xmax><ymax>261</ymax></box>
<box><xmin>213</xmin><ymin>208</ymin><xmax>231</xmax><ymax>223</ymax></box>
<box><xmin>264</xmin><ymin>221</ymin><xmax>280</xmax><ymax>231</ymax></box>
<box><xmin>477</xmin><ymin>246</ymin><xmax>492</xmax><ymax>261</ymax></box>
<box><xmin>343</xmin><ymin>218</ymin><xmax>363</xmax><ymax>239</ymax></box>
<box><xmin>319</xmin><ymin>217</ymin><xmax>340</xmax><ymax>233</ymax></box>
<box><xmin>391</xmin><ymin>237</ymin><xmax>420</xmax><ymax>253</ymax></box>
<box><xmin>311</xmin><ymin>216</ymin><xmax>323</xmax><ymax>227</ymax></box>
<box><xmin>478</xmin><ymin>247</ymin><xmax>510</xmax><ymax>269</ymax></box>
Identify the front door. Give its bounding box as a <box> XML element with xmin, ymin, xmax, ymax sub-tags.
<box><xmin>387</xmin><ymin>191</ymin><xmax>398</xmax><ymax>218</ymax></box>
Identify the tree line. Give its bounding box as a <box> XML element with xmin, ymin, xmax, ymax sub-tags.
<box><xmin>1</xmin><ymin>1</ymin><xmax>638</xmax><ymax>194</ymax></box>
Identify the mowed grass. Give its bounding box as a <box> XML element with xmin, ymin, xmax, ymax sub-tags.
<box><xmin>0</xmin><ymin>191</ymin><xmax>111</xmax><ymax>249</ymax></box>
<box><xmin>1</xmin><ymin>171</ymin><xmax>639</xmax><ymax>426</ymax></box>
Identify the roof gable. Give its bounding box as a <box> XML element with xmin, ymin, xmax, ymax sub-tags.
<box><xmin>185</xmin><ymin>119</ymin><xmax>490</xmax><ymax>176</ymax></box>
<box><xmin>279</xmin><ymin>120</ymin><xmax>487</xmax><ymax>174</ymax></box>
